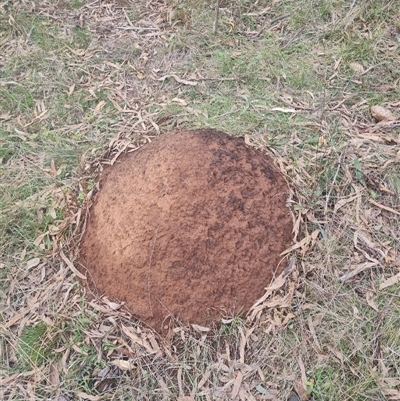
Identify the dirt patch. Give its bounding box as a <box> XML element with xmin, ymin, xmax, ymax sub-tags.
<box><xmin>79</xmin><ymin>129</ymin><xmax>293</xmax><ymax>331</ymax></box>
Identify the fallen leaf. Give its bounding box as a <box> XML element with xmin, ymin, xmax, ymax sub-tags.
<box><xmin>340</xmin><ymin>262</ymin><xmax>378</xmax><ymax>281</ymax></box>
<box><xmin>280</xmin><ymin>229</ymin><xmax>320</xmax><ymax>256</ymax></box>
<box><xmin>271</xmin><ymin>107</ymin><xmax>297</xmax><ymax>113</ymax></box>
<box><xmin>381</xmin><ymin>388</ymin><xmax>400</xmax><ymax>400</ymax></box>
<box><xmin>60</xmin><ymin>250</ymin><xmax>86</xmax><ymax>280</ymax></box>
<box><xmin>366</xmin><ymin>290</ymin><xmax>379</xmax><ymax>311</ymax></box>
<box><xmin>297</xmin><ymin>356</ymin><xmax>309</xmax><ymax>400</ymax></box>
<box><xmin>121</xmin><ymin>324</ymin><xmax>158</xmax><ymax>354</ymax></box>
<box><xmin>191</xmin><ymin>324</ymin><xmax>210</xmax><ymax>332</ymax></box>
<box><xmin>0</xmin><ymin>373</ymin><xmax>19</xmax><ymax>385</ymax></box>
<box><xmin>103</xmin><ymin>300</ymin><xmax>122</xmax><ymax>310</ymax></box>
<box><xmin>350</xmin><ymin>62</ymin><xmax>364</xmax><ymax>74</ymax></box>
<box><xmin>111</xmin><ymin>359</ymin><xmax>136</xmax><ymax>371</ymax></box>
<box><xmin>72</xmin><ymin>344</ymin><xmax>88</xmax><ymax>356</ymax></box>
<box><xmin>26</xmin><ymin>257</ymin><xmax>40</xmax><ymax>270</ymax></box>
<box><xmin>75</xmin><ymin>392</ymin><xmax>102</xmax><ymax>400</ymax></box>
<box><xmin>371</xmin><ymin>105</ymin><xmax>396</xmax><ymax>122</ymax></box>
<box><xmin>334</xmin><ymin>194</ymin><xmax>360</xmax><ymax>213</ymax></box>
<box><xmin>197</xmin><ymin>367</ymin><xmax>211</xmax><ymax>389</ymax></box>
<box><xmin>379</xmin><ymin>272</ymin><xmax>400</xmax><ymax>290</ymax></box>
<box><xmin>5</xmin><ymin>311</ymin><xmax>28</xmax><ymax>328</ymax></box>
<box><xmin>157</xmin><ymin>74</ymin><xmax>197</xmax><ymax>86</ymax></box>
<box><xmin>294</xmin><ymin>380</ymin><xmax>309</xmax><ymax>401</ymax></box>
<box><xmin>171</xmin><ymin>97</ymin><xmax>188</xmax><ymax>106</ymax></box>
<box><xmin>94</xmin><ymin>100</ymin><xmax>106</xmax><ymax>114</ymax></box>
<box><xmin>104</xmin><ymin>60</ymin><xmax>122</xmax><ymax>70</ymax></box>
<box><xmin>66</xmin><ymin>46</ymin><xmax>85</xmax><ymax>56</ymax></box>
<box><xmin>231</xmin><ymin>371</ymin><xmax>243</xmax><ymax>399</ymax></box>
<box><xmin>49</xmin><ymin>361</ymin><xmax>60</xmax><ymax>386</ymax></box>
<box><xmin>0</xmin><ymin>112</ymin><xmax>11</xmax><ymax>120</ymax></box>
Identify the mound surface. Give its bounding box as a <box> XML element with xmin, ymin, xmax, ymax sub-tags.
<box><xmin>79</xmin><ymin>129</ymin><xmax>293</xmax><ymax>331</ymax></box>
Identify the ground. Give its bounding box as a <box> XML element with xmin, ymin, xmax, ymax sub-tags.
<box><xmin>1</xmin><ymin>1</ymin><xmax>400</xmax><ymax>400</ymax></box>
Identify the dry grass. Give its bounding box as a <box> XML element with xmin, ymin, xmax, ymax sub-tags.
<box><xmin>1</xmin><ymin>0</ymin><xmax>400</xmax><ymax>400</ymax></box>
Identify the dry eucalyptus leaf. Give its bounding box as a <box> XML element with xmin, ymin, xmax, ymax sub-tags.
<box><xmin>26</xmin><ymin>257</ymin><xmax>40</xmax><ymax>270</ymax></box>
<box><xmin>75</xmin><ymin>392</ymin><xmax>102</xmax><ymax>401</ymax></box>
<box><xmin>111</xmin><ymin>359</ymin><xmax>135</xmax><ymax>371</ymax></box>
<box><xmin>379</xmin><ymin>272</ymin><xmax>400</xmax><ymax>290</ymax></box>
<box><xmin>371</xmin><ymin>105</ymin><xmax>396</xmax><ymax>122</ymax></box>
<box><xmin>191</xmin><ymin>324</ymin><xmax>210</xmax><ymax>332</ymax></box>
<box><xmin>49</xmin><ymin>361</ymin><xmax>60</xmax><ymax>386</ymax></box>
<box><xmin>350</xmin><ymin>62</ymin><xmax>364</xmax><ymax>74</ymax></box>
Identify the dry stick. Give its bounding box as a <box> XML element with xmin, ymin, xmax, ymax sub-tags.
<box><xmin>369</xmin><ymin>199</ymin><xmax>400</xmax><ymax>216</ymax></box>
<box><xmin>214</xmin><ymin>0</ymin><xmax>220</xmax><ymax>35</ymax></box>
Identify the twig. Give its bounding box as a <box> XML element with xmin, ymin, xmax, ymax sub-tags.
<box><xmin>282</xmin><ymin>27</ymin><xmax>305</xmax><ymax>48</ymax></box>
<box><xmin>116</xmin><ymin>26</ymin><xmax>160</xmax><ymax>31</ymax></box>
<box><xmin>369</xmin><ymin>199</ymin><xmax>400</xmax><ymax>216</ymax></box>
<box><xmin>214</xmin><ymin>0</ymin><xmax>220</xmax><ymax>35</ymax></box>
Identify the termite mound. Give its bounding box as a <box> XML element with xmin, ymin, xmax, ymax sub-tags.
<box><xmin>79</xmin><ymin>129</ymin><xmax>293</xmax><ymax>332</ymax></box>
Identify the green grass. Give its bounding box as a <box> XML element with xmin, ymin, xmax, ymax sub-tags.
<box><xmin>17</xmin><ymin>322</ymin><xmax>53</xmax><ymax>369</ymax></box>
<box><xmin>1</xmin><ymin>0</ymin><xmax>399</xmax><ymax>399</ymax></box>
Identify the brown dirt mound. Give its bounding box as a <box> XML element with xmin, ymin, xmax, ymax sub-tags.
<box><xmin>79</xmin><ymin>129</ymin><xmax>293</xmax><ymax>331</ymax></box>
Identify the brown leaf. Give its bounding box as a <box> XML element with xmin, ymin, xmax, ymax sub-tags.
<box><xmin>50</xmin><ymin>159</ymin><xmax>58</xmax><ymax>177</ymax></box>
<box><xmin>294</xmin><ymin>380</ymin><xmax>309</xmax><ymax>401</ymax></box>
<box><xmin>340</xmin><ymin>262</ymin><xmax>378</xmax><ymax>281</ymax></box>
<box><xmin>366</xmin><ymin>290</ymin><xmax>379</xmax><ymax>311</ymax></box>
<box><xmin>111</xmin><ymin>359</ymin><xmax>136</xmax><ymax>371</ymax></box>
<box><xmin>49</xmin><ymin>361</ymin><xmax>60</xmax><ymax>386</ymax></box>
<box><xmin>231</xmin><ymin>371</ymin><xmax>243</xmax><ymax>399</ymax></box>
<box><xmin>280</xmin><ymin>229</ymin><xmax>320</xmax><ymax>256</ymax></box>
<box><xmin>379</xmin><ymin>272</ymin><xmax>400</xmax><ymax>290</ymax></box>
<box><xmin>371</xmin><ymin>105</ymin><xmax>396</xmax><ymax>122</ymax></box>
<box><xmin>75</xmin><ymin>392</ymin><xmax>102</xmax><ymax>400</ymax></box>
<box><xmin>350</xmin><ymin>62</ymin><xmax>364</xmax><ymax>74</ymax></box>
<box><xmin>197</xmin><ymin>367</ymin><xmax>211</xmax><ymax>389</ymax></box>
<box><xmin>157</xmin><ymin>74</ymin><xmax>197</xmax><ymax>86</ymax></box>
<box><xmin>60</xmin><ymin>250</ymin><xmax>86</xmax><ymax>280</ymax></box>
<box><xmin>0</xmin><ymin>373</ymin><xmax>19</xmax><ymax>385</ymax></box>
<box><xmin>297</xmin><ymin>356</ymin><xmax>309</xmax><ymax>399</ymax></box>
<box><xmin>5</xmin><ymin>310</ymin><xmax>28</xmax><ymax>328</ymax></box>
<box><xmin>334</xmin><ymin>194</ymin><xmax>360</xmax><ymax>213</ymax></box>
<box><xmin>26</xmin><ymin>257</ymin><xmax>40</xmax><ymax>270</ymax></box>
<box><xmin>121</xmin><ymin>324</ymin><xmax>159</xmax><ymax>355</ymax></box>
<box><xmin>271</xmin><ymin>107</ymin><xmax>297</xmax><ymax>113</ymax></box>
<box><xmin>191</xmin><ymin>324</ymin><xmax>210</xmax><ymax>332</ymax></box>
<box><xmin>94</xmin><ymin>101</ymin><xmax>106</xmax><ymax>114</ymax></box>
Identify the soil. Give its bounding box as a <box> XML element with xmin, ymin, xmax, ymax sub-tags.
<box><xmin>79</xmin><ymin>129</ymin><xmax>293</xmax><ymax>332</ymax></box>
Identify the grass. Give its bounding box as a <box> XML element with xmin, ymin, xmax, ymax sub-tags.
<box><xmin>17</xmin><ymin>322</ymin><xmax>53</xmax><ymax>369</ymax></box>
<box><xmin>1</xmin><ymin>0</ymin><xmax>400</xmax><ymax>400</ymax></box>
